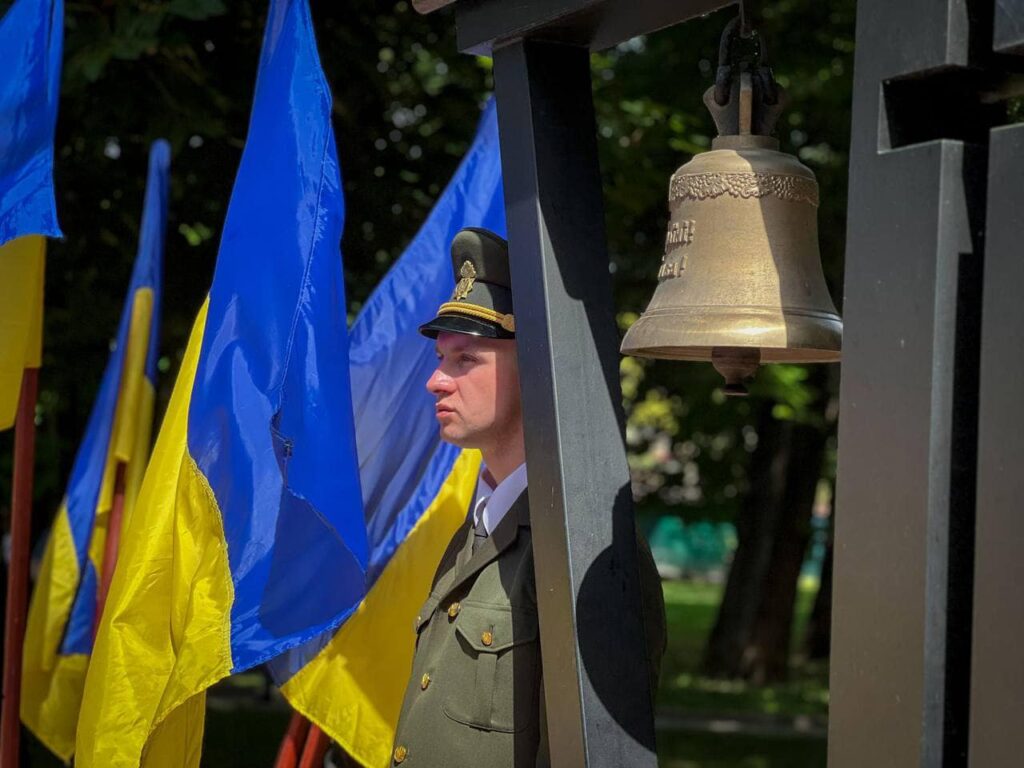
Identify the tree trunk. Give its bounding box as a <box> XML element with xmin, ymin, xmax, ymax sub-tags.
<box><xmin>702</xmin><ymin>405</ymin><xmax>790</xmax><ymax>677</ymax></box>
<box><xmin>742</xmin><ymin>420</ymin><xmax>826</xmax><ymax>684</ymax></box>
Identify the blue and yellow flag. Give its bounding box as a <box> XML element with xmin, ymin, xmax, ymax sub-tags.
<box><xmin>273</xmin><ymin>99</ymin><xmax>506</xmax><ymax>768</ymax></box>
<box><xmin>76</xmin><ymin>1</ymin><xmax>366</xmax><ymax>765</ymax></box>
<box><xmin>21</xmin><ymin>140</ymin><xmax>169</xmax><ymax>762</ymax></box>
<box><xmin>0</xmin><ymin>0</ymin><xmax>63</xmax><ymax>429</ymax></box>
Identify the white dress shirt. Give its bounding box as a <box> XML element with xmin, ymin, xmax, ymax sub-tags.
<box><xmin>472</xmin><ymin>462</ymin><xmax>528</xmax><ymax>535</ymax></box>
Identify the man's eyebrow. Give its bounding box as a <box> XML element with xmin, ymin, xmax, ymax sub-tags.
<box><xmin>437</xmin><ymin>338</ymin><xmax>477</xmax><ymax>355</ymax></box>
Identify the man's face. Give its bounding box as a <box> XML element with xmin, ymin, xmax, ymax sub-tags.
<box><xmin>427</xmin><ymin>331</ymin><xmax>522</xmax><ymax>450</ymax></box>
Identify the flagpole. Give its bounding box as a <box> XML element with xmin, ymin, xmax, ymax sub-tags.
<box><xmin>94</xmin><ymin>462</ymin><xmax>127</xmax><ymax>640</ymax></box>
<box><xmin>274</xmin><ymin>711</ymin><xmax>311</xmax><ymax>768</ymax></box>
<box><xmin>297</xmin><ymin>724</ymin><xmax>329</xmax><ymax>768</ymax></box>
<box><xmin>1</xmin><ymin>367</ymin><xmax>39</xmax><ymax>766</ymax></box>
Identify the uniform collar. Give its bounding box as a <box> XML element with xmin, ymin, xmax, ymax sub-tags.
<box><xmin>440</xmin><ymin>489</ymin><xmax>531</xmax><ymax>602</ymax></box>
<box><xmin>474</xmin><ymin>462</ymin><xmax>528</xmax><ymax>535</ymax></box>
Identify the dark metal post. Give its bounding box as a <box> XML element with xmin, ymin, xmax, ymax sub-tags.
<box><xmin>493</xmin><ymin>38</ymin><xmax>657</xmax><ymax>768</ymax></box>
<box><xmin>830</xmin><ymin>1</ymin><xmax>987</xmax><ymax>766</ymax></box>
<box><xmin>968</xmin><ymin>121</ymin><xmax>1024</xmax><ymax>768</ymax></box>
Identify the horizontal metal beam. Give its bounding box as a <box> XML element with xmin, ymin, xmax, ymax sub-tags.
<box><xmin>454</xmin><ymin>0</ymin><xmax>732</xmax><ymax>55</ymax></box>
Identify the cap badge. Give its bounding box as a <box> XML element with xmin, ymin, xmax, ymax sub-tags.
<box><xmin>454</xmin><ymin>260</ymin><xmax>476</xmax><ymax>301</ymax></box>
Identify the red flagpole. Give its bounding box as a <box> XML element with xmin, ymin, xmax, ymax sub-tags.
<box><xmin>1</xmin><ymin>367</ymin><xmax>39</xmax><ymax>767</ymax></box>
<box><xmin>274</xmin><ymin>711</ymin><xmax>311</xmax><ymax>768</ymax></box>
<box><xmin>297</xmin><ymin>723</ymin><xmax>329</xmax><ymax>768</ymax></box>
<box><xmin>94</xmin><ymin>462</ymin><xmax>127</xmax><ymax>641</ymax></box>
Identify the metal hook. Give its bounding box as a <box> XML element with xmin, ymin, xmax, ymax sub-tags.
<box><xmin>713</xmin><ymin>14</ymin><xmax>778</xmax><ymax>107</ymax></box>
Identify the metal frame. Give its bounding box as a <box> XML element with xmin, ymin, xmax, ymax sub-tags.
<box><xmin>417</xmin><ymin>0</ymin><xmax>1024</xmax><ymax>765</ymax></box>
<box><xmin>969</xmin><ymin>122</ymin><xmax>1024</xmax><ymax>766</ymax></box>
<box><xmin>493</xmin><ymin>39</ymin><xmax>655</xmax><ymax>764</ymax></box>
<box><xmin>428</xmin><ymin>1</ymin><xmax>731</xmax><ymax>765</ymax></box>
<box><xmin>833</xmin><ymin>1</ymin><xmax>1022</xmax><ymax>766</ymax></box>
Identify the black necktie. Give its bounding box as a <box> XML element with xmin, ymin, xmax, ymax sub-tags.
<box><xmin>472</xmin><ymin>513</ymin><xmax>489</xmax><ymax>554</ymax></box>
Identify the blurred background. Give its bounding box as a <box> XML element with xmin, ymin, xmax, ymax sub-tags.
<box><xmin>0</xmin><ymin>1</ymin><xmax>854</xmax><ymax>765</ymax></box>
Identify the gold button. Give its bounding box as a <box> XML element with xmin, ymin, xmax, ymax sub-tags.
<box><xmin>421</xmin><ymin>672</ymin><xmax>431</xmax><ymax>690</ymax></box>
<box><xmin>394</xmin><ymin>745</ymin><xmax>408</xmax><ymax>763</ymax></box>
<box><xmin>447</xmin><ymin>602</ymin><xmax>460</xmax><ymax>618</ymax></box>
<box><xmin>481</xmin><ymin>630</ymin><xmax>493</xmax><ymax>646</ymax></box>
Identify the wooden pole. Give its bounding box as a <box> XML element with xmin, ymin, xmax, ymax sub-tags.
<box><xmin>1</xmin><ymin>368</ymin><xmax>39</xmax><ymax>766</ymax></box>
<box><xmin>274</xmin><ymin>711</ymin><xmax>311</xmax><ymax>768</ymax></box>
<box><xmin>94</xmin><ymin>462</ymin><xmax>127</xmax><ymax>641</ymax></box>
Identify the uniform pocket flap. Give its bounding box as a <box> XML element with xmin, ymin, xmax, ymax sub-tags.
<box><xmin>454</xmin><ymin>603</ymin><xmax>538</xmax><ymax>653</ymax></box>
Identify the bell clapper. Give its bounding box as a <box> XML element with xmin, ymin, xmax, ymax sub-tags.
<box><xmin>711</xmin><ymin>347</ymin><xmax>761</xmax><ymax>397</ymax></box>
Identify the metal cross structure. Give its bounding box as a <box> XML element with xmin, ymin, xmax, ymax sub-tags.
<box><xmin>415</xmin><ymin>0</ymin><xmax>1024</xmax><ymax>766</ymax></box>
<box><xmin>833</xmin><ymin>1</ymin><xmax>1024</xmax><ymax>766</ymax></box>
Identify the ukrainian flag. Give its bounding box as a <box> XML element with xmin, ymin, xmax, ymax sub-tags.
<box><xmin>21</xmin><ymin>140</ymin><xmax>169</xmax><ymax>762</ymax></box>
<box><xmin>0</xmin><ymin>0</ymin><xmax>63</xmax><ymax>429</ymax></box>
<box><xmin>273</xmin><ymin>99</ymin><xmax>506</xmax><ymax>768</ymax></box>
<box><xmin>76</xmin><ymin>1</ymin><xmax>367</xmax><ymax>765</ymax></box>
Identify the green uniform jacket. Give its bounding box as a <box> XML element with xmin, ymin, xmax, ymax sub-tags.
<box><xmin>390</xmin><ymin>489</ymin><xmax>666</xmax><ymax>768</ymax></box>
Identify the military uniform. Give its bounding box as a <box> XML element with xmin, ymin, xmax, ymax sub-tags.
<box><xmin>392</xmin><ymin>228</ymin><xmax>667</xmax><ymax>767</ymax></box>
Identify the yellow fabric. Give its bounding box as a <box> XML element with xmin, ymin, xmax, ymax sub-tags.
<box><xmin>112</xmin><ymin>289</ymin><xmax>154</xmax><ymax>462</ymax></box>
<box><xmin>76</xmin><ymin>299</ymin><xmax>235</xmax><ymax>768</ymax></box>
<box><xmin>0</xmin><ymin>235</ymin><xmax>45</xmax><ymax>430</ymax></box>
<box><xmin>123</xmin><ymin>381</ymin><xmax>156</xmax><ymax>527</ymax></box>
<box><xmin>21</xmin><ymin>288</ymin><xmax>158</xmax><ymax>761</ymax></box>
<box><xmin>281</xmin><ymin>449</ymin><xmax>482</xmax><ymax>768</ymax></box>
<box><xmin>21</xmin><ymin>506</ymin><xmax>86</xmax><ymax>761</ymax></box>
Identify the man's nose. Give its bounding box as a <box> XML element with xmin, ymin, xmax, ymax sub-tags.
<box><xmin>427</xmin><ymin>366</ymin><xmax>455</xmax><ymax>395</ymax></box>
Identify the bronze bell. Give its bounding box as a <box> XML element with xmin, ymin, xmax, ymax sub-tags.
<box><xmin>620</xmin><ymin>37</ymin><xmax>842</xmax><ymax>395</ymax></box>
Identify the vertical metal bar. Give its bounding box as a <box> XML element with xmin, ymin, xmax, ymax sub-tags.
<box><xmin>830</xmin><ymin>2</ymin><xmax>982</xmax><ymax>766</ymax></box>
<box><xmin>492</xmin><ymin>38</ymin><xmax>657</xmax><ymax>768</ymax></box>
<box><xmin>968</xmin><ymin>122</ymin><xmax>1024</xmax><ymax>768</ymax></box>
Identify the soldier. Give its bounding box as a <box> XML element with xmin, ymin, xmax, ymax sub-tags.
<box><xmin>390</xmin><ymin>227</ymin><xmax>666</xmax><ymax>767</ymax></box>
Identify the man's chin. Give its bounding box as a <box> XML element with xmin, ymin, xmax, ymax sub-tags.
<box><xmin>438</xmin><ymin>427</ymin><xmax>474</xmax><ymax>449</ymax></box>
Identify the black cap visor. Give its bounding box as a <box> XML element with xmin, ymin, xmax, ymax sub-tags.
<box><xmin>418</xmin><ymin>313</ymin><xmax>515</xmax><ymax>340</ymax></box>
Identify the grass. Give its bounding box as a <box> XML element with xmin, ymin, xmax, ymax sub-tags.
<box><xmin>655</xmin><ymin>579</ymin><xmax>829</xmax><ymax>768</ymax></box>
<box><xmin>658</xmin><ymin>730</ymin><xmax>827</xmax><ymax>768</ymax></box>
<box><xmin>658</xmin><ymin>580</ymin><xmax>830</xmax><ymax>718</ymax></box>
<box><xmin>24</xmin><ymin>580</ymin><xmax>828</xmax><ymax>766</ymax></box>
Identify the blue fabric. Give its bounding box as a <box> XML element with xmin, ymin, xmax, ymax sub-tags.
<box><xmin>139</xmin><ymin>141</ymin><xmax>170</xmax><ymax>383</ymax></box>
<box><xmin>58</xmin><ymin>140</ymin><xmax>169</xmax><ymax>656</ymax></box>
<box><xmin>268</xmin><ymin>99</ymin><xmax>505</xmax><ymax>682</ymax></box>
<box><xmin>185</xmin><ymin>0</ymin><xmax>367</xmax><ymax>673</ymax></box>
<box><xmin>61</xmin><ymin>561</ymin><xmax>97</xmax><ymax>655</ymax></box>
<box><xmin>0</xmin><ymin>0</ymin><xmax>63</xmax><ymax>245</ymax></box>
